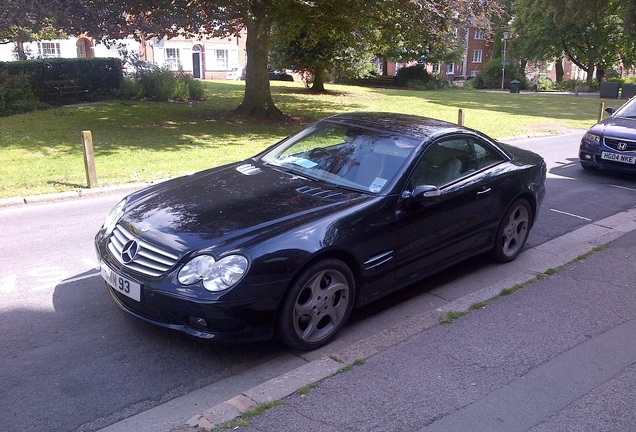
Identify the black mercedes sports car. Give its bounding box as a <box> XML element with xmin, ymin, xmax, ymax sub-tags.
<box><xmin>579</xmin><ymin>96</ymin><xmax>636</xmax><ymax>172</ymax></box>
<box><xmin>95</xmin><ymin>112</ymin><xmax>546</xmax><ymax>350</ymax></box>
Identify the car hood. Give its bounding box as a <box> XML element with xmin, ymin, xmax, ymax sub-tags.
<box><xmin>119</xmin><ymin>161</ymin><xmax>370</xmax><ymax>254</ymax></box>
<box><xmin>594</xmin><ymin>116</ymin><xmax>636</xmax><ymax>139</ymax></box>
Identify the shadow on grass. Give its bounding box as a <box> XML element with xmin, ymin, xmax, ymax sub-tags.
<box><xmin>362</xmin><ymin>86</ymin><xmax>606</xmax><ymax>122</ymax></box>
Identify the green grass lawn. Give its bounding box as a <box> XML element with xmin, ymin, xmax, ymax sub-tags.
<box><xmin>0</xmin><ymin>80</ymin><xmax>613</xmax><ymax>199</ymax></box>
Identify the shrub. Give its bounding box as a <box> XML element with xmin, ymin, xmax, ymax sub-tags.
<box><xmin>116</xmin><ymin>77</ymin><xmax>141</xmax><ymax>99</ymax></box>
<box><xmin>538</xmin><ymin>76</ymin><xmax>555</xmax><ymax>91</ymax></box>
<box><xmin>463</xmin><ymin>79</ymin><xmax>477</xmax><ymax>90</ymax></box>
<box><xmin>178</xmin><ymin>73</ymin><xmax>205</xmax><ymax>100</ymax></box>
<box><xmin>394</xmin><ymin>64</ymin><xmax>430</xmax><ymax>86</ymax></box>
<box><xmin>135</xmin><ymin>68</ymin><xmax>205</xmax><ymax>101</ymax></box>
<box><xmin>0</xmin><ymin>70</ymin><xmax>46</xmax><ymax>116</ymax></box>
<box><xmin>406</xmin><ymin>77</ymin><xmax>452</xmax><ymax>91</ymax></box>
<box><xmin>475</xmin><ymin>58</ymin><xmax>527</xmax><ymax>89</ymax></box>
<box><xmin>137</xmin><ymin>67</ymin><xmax>176</xmax><ymax>101</ymax></box>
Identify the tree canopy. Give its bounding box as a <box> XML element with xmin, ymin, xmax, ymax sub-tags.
<box><xmin>271</xmin><ymin>0</ymin><xmax>502</xmax><ymax>92</ymax></box>
<box><xmin>0</xmin><ymin>0</ymin><xmax>66</xmax><ymax>60</ymax></box>
<box><xmin>3</xmin><ymin>0</ymin><xmax>501</xmax><ymax>116</ymax></box>
<box><xmin>513</xmin><ymin>0</ymin><xmax>636</xmax><ymax>83</ymax></box>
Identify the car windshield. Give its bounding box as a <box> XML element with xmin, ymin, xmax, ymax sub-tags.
<box><xmin>261</xmin><ymin>121</ymin><xmax>419</xmax><ymax>193</ymax></box>
<box><xmin>614</xmin><ymin>98</ymin><xmax>636</xmax><ymax>118</ymax></box>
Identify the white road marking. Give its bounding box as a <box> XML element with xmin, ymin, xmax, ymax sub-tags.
<box><xmin>82</xmin><ymin>257</ymin><xmax>100</xmax><ymax>270</ymax></box>
<box><xmin>550</xmin><ymin>208</ymin><xmax>592</xmax><ymax>221</ymax></box>
<box><xmin>0</xmin><ymin>275</ymin><xmax>17</xmax><ymax>293</ymax></box>
<box><xmin>610</xmin><ymin>184</ymin><xmax>636</xmax><ymax>193</ymax></box>
<box><xmin>63</xmin><ymin>272</ymin><xmax>100</xmax><ymax>284</ymax></box>
<box><xmin>27</xmin><ymin>266</ymin><xmax>70</xmax><ymax>292</ymax></box>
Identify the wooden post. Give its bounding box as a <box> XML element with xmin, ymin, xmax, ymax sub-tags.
<box><xmin>458</xmin><ymin>109</ymin><xmax>465</xmax><ymax>126</ymax></box>
<box><xmin>81</xmin><ymin>130</ymin><xmax>98</xmax><ymax>188</ymax></box>
<box><xmin>598</xmin><ymin>102</ymin><xmax>605</xmax><ymax>123</ymax></box>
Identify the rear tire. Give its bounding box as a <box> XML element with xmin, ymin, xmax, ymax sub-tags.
<box><xmin>277</xmin><ymin>259</ymin><xmax>355</xmax><ymax>351</ymax></box>
<box><xmin>492</xmin><ymin>199</ymin><xmax>532</xmax><ymax>263</ymax></box>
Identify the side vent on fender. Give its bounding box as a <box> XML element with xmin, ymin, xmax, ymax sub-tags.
<box><xmin>236</xmin><ymin>164</ymin><xmax>262</xmax><ymax>176</ymax></box>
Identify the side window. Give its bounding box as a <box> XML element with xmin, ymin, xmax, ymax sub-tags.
<box><xmin>409</xmin><ymin>136</ymin><xmax>505</xmax><ymax>188</ymax></box>
<box><xmin>471</xmin><ymin>139</ymin><xmax>505</xmax><ymax>170</ymax></box>
<box><xmin>410</xmin><ymin>138</ymin><xmax>471</xmax><ymax>187</ymax></box>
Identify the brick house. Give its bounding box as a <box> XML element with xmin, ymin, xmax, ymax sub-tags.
<box><xmin>434</xmin><ymin>26</ymin><xmax>494</xmax><ymax>80</ymax></box>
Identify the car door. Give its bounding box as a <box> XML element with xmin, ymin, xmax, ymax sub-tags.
<box><xmin>395</xmin><ymin>134</ymin><xmax>505</xmax><ymax>280</ymax></box>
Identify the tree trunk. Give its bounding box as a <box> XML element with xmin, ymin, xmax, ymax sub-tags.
<box><xmin>15</xmin><ymin>40</ymin><xmax>26</xmax><ymax>61</ymax></box>
<box><xmin>382</xmin><ymin>57</ymin><xmax>388</xmax><ymax>76</ymax></box>
<box><xmin>234</xmin><ymin>9</ymin><xmax>283</xmax><ymax>119</ymax></box>
<box><xmin>555</xmin><ymin>58</ymin><xmax>564</xmax><ymax>82</ymax></box>
<box><xmin>586</xmin><ymin>59</ymin><xmax>595</xmax><ymax>85</ymax></box>
<box><xmin>310</xmin><ymin>67</ymin><xmax>326</xmax><ymax>92</ymax></box>
<box><xmin>595</xmin><ymin>65</ymin><xmax>605</xmax><ymax>82</ymax></box>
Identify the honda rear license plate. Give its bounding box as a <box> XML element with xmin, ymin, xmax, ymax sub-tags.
<box><xmin>100</xmin><ymin>263</ymin><xmax>142</xmax><ymax>302</ymax></box>
<box><xmin>601</xmin><ymin>151</ymin><xmax>636</xmax><ymax>164</ymax></box>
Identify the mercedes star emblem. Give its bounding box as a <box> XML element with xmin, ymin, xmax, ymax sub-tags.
<box><xmin>121</xmin><ymin>240</ymin><xmax>140</xmax><ymax>264</ymax></box>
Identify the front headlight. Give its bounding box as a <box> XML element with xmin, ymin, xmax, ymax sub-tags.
<box><xmin>178</xmin><ymin>254</ymin><xmax>249</xmax><ymax>292</ymax></box>
<box><xmin>584</xmin><ymin>132</ymin><xmax>601</xmax><ymax>144</ymax></box>
<box><xmin>102</xmin><ymin>198</ymin><xmax>126</xmax><ymax>237</ymax></box>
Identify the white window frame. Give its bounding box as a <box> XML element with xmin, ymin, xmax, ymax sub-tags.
<box><xmin>214</xmin><ymin>49</ymin><xmax>229</xmax><ymax>69</ymax></box>
<box><xmin>165</xmin><ymin>48</ymin><xmax>181</xmax><ymax>70</ymax></box>
<box><xmin>446</xmin><ymin>63</ymin><xmax>455</xmax><ymax>74</ymax></box>
<box><xmin>474</xmin><ymin>29</ymin><xmax>485</xmax><ymax>40</ymax></box>
<box><xmin>472</xmin><ymin>50</ymin><xmax>483</xmax><ymax>63</ymax></box>
<box><xmin>432</xmin><ymin>63</ymin><xmax>441</xmax><ymax>74</ymax></box>
<box><xmin>38</xmin><ymin>42</ymin><xmax>61</xmax><ymax>58</ymax></box>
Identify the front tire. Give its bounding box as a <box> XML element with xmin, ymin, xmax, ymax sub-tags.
<box><xmin>492</xmin><ymin>199</ymin><xmax>532</xmax><ymax>263</ymax></box>
<box><xmin>277</xmin><ymin>259</ymin><xmax>355</xmax><ymax>351</ymax></box>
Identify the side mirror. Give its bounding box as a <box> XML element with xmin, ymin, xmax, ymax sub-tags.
<box><xmin>401</xmin><ymin>185</ymin><xmax>441</xmax><ymax>203</ymax></box>
<box><xmin>605</xmin><ymin>107</ymin><xmax>616</xmax><ymax>115</ymax></box>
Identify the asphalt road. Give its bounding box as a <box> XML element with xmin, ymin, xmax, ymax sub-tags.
<box><xmin>2</xmin><ymin>131</ymin><xmax>636</xmax><ymax>432</ymax></box>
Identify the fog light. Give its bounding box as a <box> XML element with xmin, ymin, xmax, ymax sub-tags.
<box><xmin>189</xmin><ymin>316</ymin><xmax>208</xmax><ymax>329</ymax></box>
<box><xmin>584</xmin><ymin>154</ymin><xmax>592</xmax><ymax>160</ymax></box>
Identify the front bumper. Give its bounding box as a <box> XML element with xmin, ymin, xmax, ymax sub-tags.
<box><xmin>95</xmin><ymin>234</ymin><xmax>286</xmax><ymax>343</ymax></box>
<box><xmin>579</xmin><ymin>140</ymin><xmax>636</xmax><ymax>172</ymax></box>
<box><xmin>105</xmin><ymin>281</ymin><xmax>277</xmax><ymax>343</ymax></box>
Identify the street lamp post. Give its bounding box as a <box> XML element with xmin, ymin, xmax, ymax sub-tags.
<box><xmin>501</xmin><ymin>31</ymin><xmax>510</xmax><ymax>90</ymax></box>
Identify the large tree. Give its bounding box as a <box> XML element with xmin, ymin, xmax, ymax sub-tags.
<box><xmin>0</xmin><ymin>0</ymin><xmax>66</xmax><ymax>60</ymax></box>
<box><xmin>271</xmin><ymin>0</ymin><xmax>502</xmax><ymax>92</ymax></box>
<box><xmin>514</xmin><ymin>0</ymin><xmax>636</xmax><ymax>83</ymax></box>
<box><xmin>52</xmin><ymin>0</ymin><xmax>284</xmax><ymax>118</ymax></box>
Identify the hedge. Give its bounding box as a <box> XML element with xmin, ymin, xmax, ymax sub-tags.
<box><xmin>0</xmin><ymin>57</ymin><xmax>123</xmax><ymax>101</ymax></box>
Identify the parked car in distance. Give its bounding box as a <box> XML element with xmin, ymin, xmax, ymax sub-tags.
<box><xmin>268</xmin><ymin>70</ymin><xmax>294</xmax><ymax>81</ymax></box>
<box><xmin>95</xmin><ymin>112</ymin><xmax>546</xmax><ymax>350</ymax></box>
<box><xmin>580</xmin><ymin>96</ymin><xmax>636</xmax><ymax>172</ymax></box>
<box><xmin>239</xmin><ymin>67</ymin><xmax>294</xmax><ymax>81</ymax></box>
<box><xmin>225</xmin><ymin>67</ymin><xmax>241</xmax><ymax>80</ymax></box>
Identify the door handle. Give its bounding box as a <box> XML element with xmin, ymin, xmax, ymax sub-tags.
<box><xmin>477</xmin><ymin>187</ymin><xmax>492</xmax><ymax>196</ymax></box>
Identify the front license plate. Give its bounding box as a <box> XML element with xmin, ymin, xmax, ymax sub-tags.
<box><xmin>601</xmin><ymin>151</ymin><xmax>636</xmax><ymax>164</ymax></box>
<box><xmin>100</xmin><ymin>264</ymin><xmax>142</xmax><ymax>302</ymax></box>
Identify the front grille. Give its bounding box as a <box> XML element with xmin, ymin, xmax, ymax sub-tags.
<box><xmin>108</xmin><ymin>225</ymin><xmax>179</xmax><ymax>277</ymax></box>
<box><xmin>604</xmin><ymin>137</ymin><xmax>636</xmax><ymax>152</ymax></box>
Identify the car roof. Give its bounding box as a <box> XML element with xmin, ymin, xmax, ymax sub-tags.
<box><xmin>322</xmin><ymin>112</ymin><xmax>467</xmax><ymax>142</ymax></box>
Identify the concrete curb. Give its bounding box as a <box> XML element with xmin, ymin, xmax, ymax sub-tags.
<box><xmin>0</xmin><ymin>181</ymin><xmax>165</xmax><ymax>209</ymax></box>
<box><xmin>185</xmin><ymin>207</ymin><xmax>636</xmax><ymax>430</ymax></box>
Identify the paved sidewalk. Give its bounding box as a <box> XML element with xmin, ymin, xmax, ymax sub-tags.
<box><xmin>183</xmin><ymin>213</ymin><xmax>636</xmax><ymax>432</ymax></box>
